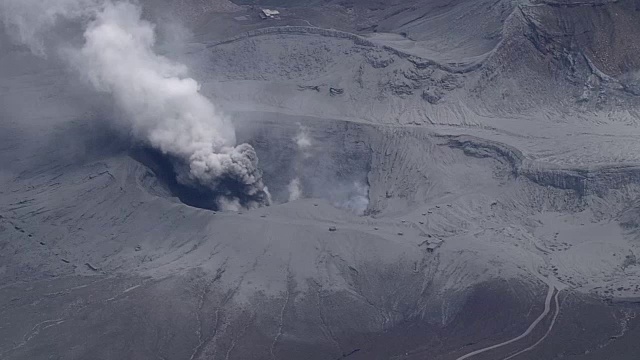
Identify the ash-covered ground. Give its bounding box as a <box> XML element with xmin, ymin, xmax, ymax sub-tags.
<box><xmin>2</xmin><ymin>0</ymin><xmax>640</xmax><ymax>359</ymax></box>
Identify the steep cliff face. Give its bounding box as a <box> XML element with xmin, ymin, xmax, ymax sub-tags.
<box><xmin>335</xmin><ymin>0</ymin><xmax>515</xmax><ymax>59</ymax></box>
<box><xmin>446</xmin><ymin>135</ymin><xmax>640</xmax><ymax>199</ymax></box>
<box><xmin>526</xmin><ymin>0</ymin><xmax>640</xmax><ymax>77</ymax></box>
<box><xmin>473</xmin><ymin>0</ymin><xmax>640</xmax><ymax>112</ymax></box>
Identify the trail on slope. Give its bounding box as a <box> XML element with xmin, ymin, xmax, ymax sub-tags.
<box><xmin>501</xmin><ymin>289</ymin><xmax>561</xmax><ymax>360</ymax></box>
<box><xmin>455</xmin><ymin>283</ymin><xmax>558</xmax><ymax>360</ymax></box>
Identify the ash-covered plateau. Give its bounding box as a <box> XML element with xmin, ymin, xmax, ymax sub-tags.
<box><xmin>2</xmin><ymin>0</ymin><xmax>640</xmax><ymax>359</ymax></box>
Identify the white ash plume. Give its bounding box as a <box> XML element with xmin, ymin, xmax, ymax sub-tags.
<box><xmin>0</xmin><ymin>0</ymin><xmax>270</xmax><ymax>209</ymax></box>
<box><xmin>0</xmin><ymin>0</ymin><xmax>103</xmax><ymax>56</ymax></box>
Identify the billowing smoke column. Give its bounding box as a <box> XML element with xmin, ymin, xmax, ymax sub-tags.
<box><xmin>1</xmin><ymin>0</ymin><xmax>270</xmax><ymax>209</ymax></box>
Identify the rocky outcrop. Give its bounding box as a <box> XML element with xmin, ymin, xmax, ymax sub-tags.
<box><xmin>473</xmin><ymin>0</ymin><xmax>640</xmax><ymax>112</ymax></box>
<box><xmin>207</xmin><ymin>26</ymin><xmax>479</xmax><ymax>73</ymax></box>
<box><xmin>445</xmin><ymin>134</ymin><xmax>640</xmax><ymax>198</ymax></box>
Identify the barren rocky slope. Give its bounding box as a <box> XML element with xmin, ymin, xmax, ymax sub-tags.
<box><xmin>1</xmin><ymin>0</ymin><xmax>640</xmax><ymax>359</ymax></box>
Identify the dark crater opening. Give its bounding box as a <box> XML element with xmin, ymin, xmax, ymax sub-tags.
<box><xmin>130</xmin><ymin>115</ymin><xmax>373</xmax><ymax>213</ymax></box>
<box><xmin>130</xmin><ymin>146</ymin><xmax>267</xmax><ymax>211</ymax></box>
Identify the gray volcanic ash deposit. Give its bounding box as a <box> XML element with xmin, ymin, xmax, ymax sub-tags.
<box><xmin>2</xmin><ymin>0</ymin><xmax>640</xmax><ymax>359</ymax></box>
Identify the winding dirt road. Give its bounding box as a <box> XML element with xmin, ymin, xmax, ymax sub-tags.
<box><xmin>501</xmin><ymin>289</ymin><xmax>561</xmax><ymax>360</ymax></box>
<box><xmin>455</xmin><ymin>283</ymin><xmax>560</xmax><ymax>360</ymax></box>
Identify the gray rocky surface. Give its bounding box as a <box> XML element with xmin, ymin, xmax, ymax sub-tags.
<box><xmin>1</xmin><ymin>0</ymin><xmax>640</xmax><ymax>359</ymax></box>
